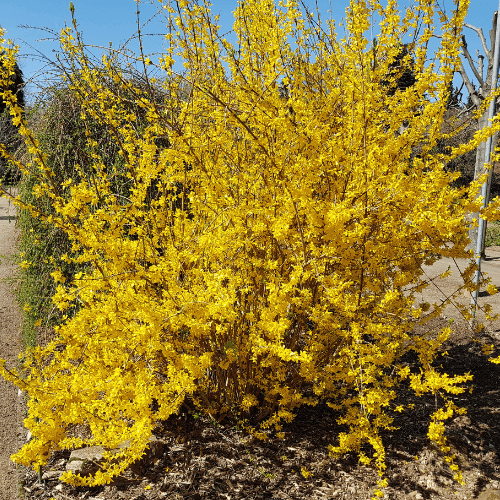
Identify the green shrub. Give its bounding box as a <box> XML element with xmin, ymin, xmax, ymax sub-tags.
<box><xmin>485</xmin><ymin>220</ymin><xmax>500</xmax><ymax>247</ymax></box>
<box><xmin>14</xmin><ymin>80</ymin><xmax>166</xmax><ymax>346</ymax></box>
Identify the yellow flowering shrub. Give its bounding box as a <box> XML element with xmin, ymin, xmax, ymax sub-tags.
<box><xmin>1</xmin><ymin>0</ymin><xmax>500</xmax><ymax>494</ymax></box>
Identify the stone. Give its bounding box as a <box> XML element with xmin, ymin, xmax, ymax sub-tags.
<box><xmin>144</xmin><ymin>435</ymin><xmax>165</xmax><ymax>459</ymax></box>
<box><xmin>477</xmin><ymin>490</ymin><xmax>500</xmax><ymax>500</ymax></box>
<box><xmin>66</xmin><ymin>445</ymin><xmax>105</xmax><ymax>476</ymax></box>
<box><xmin>41</xmin><ymin>470</ymin><xmax>63</xmax><ymax>481</ymax></box>
<box><xmin>66</xmin><ymin>437</ymin><xmax>166</xmax><ymax>478</ymax></box>
<box><xmin>426</xmin><ymin>477</ymin><xmax>437</xmax><ymax>490</ymax></box>
<box><xmin>111</xmin><ymin>435</ymin><xmax>165</xmax><ymax>460</ymax></box>
<box><xmin>406</xmin><ymin>493</ymin><xmax>423</xmax><ymax>500</ymax></box>
<box><xmin>69</xmin><ymin>445</ymin><xmax>105</xmax><ymax>462</ymax></box>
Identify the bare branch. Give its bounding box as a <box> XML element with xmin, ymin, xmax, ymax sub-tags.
<box><xmin>490</xmin><ymin>12</ymin><xmax>498</xmax><ymax>57</ymax></box>
<box><xmin>477</xmin><ymin>50</ymin><xmax>484</xmax><ymax>83</ymax></box>
<box><xmin>457</xmin><ymin>59</ymin><xmax>482</xmax><ymax>107</ymax></box>
<box><xmin>464</xmin><ymin>23</ymin><xmax>490</xmax><ymax>56</ymax></box>
<box><xmin>462</xmin><ymin>35</ymin><xmax>484</xmax><ymax>87</ymax></box>
<box><xmin>456</xmin><ymin>104</ymin><xmax>476</xmax><ymax>119</ymax></box>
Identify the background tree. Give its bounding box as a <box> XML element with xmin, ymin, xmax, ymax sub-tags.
<box><xmin>432</xmin><ymin>81</ymin><xmax>489</xmax><ymax>200</ymax></box>
<box><xmin>0</xmin><ymin>50</ymin><xmax>24</xmax><ymax>184</ymax></box>
<box><xmin>11</xmin><ymin>67</ymin><xmax>179</xmax><ymax>348</ymax></box>
<box><xmin>456</xmin><ymin>10</ymin><xmax>500</xmax><ymax>253</ymax></box>
<box><xmin>383</xmin><ymin>42</ymin><xmax>417</xmax><ymax>96</ymax></box>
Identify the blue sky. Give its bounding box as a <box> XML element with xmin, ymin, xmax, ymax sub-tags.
<box><xmin>1</xmin><ymin>0</ymin><xmax>499</xmax><ymax>101</ymax></box>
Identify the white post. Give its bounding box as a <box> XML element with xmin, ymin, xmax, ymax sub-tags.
<box><xmin>471</xmin><ymin>1</ymin><xmax>500</xmax><ymax>317</ymax></box>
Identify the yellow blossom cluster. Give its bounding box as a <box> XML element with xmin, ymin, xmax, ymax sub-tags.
<box><xmin>1</xmin><ymin>0</ymin><xmax>500</xmax><ymax>496</ymax></box>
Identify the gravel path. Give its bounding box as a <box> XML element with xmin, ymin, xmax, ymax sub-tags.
<box><xmin>0</xmin><ymin>189</ymin><xmax>22</xmax><ymax>500</ymax></box>
<box><xmin>418</xmin><ymin>245</ymin><xmax>500</xmax><ymax>333</ymax></box>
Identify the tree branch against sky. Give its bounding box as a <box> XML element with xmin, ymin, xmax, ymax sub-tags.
<box><xmin>0</xmin><ymin>0</ymin><xmax>496</xmax><ymax>99</ymax></box>
<box><xmin>452</xmin><ymin>7</ymin><xmax>500</xmax><ymax>255</ymax></box>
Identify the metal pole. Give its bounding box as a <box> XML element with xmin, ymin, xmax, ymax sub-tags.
<box><xmin>472</xmin><ymin>3</ymin><xmax>500</xmax><ymax>317</ymax></box>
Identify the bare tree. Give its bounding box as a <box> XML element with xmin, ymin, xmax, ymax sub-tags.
<box><xmin>456</xmin><ymin>11</ymin><xmax>500</xmax><ymax>254</ymax></box>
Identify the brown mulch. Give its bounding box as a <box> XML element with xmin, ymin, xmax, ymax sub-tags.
<box><xmin>16</xmin><ymin>318</ymin><xmax>500</xmax><ymax>500</ymax></box>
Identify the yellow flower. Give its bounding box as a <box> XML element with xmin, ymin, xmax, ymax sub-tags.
<box><xmin>301</xmin><ymin>467</ymin><xmax>312</xmax><ymax>479</ymax></box>
<box><xmin>0</xmin><ymin>0</ymin><xmax>489</xmax><ymax>494</ymax></box>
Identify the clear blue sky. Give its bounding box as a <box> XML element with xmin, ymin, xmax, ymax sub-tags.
<box><xmin>1</xmin><ymin>0</ymin><xmax>499</xmax><ymax>101</ymax></box>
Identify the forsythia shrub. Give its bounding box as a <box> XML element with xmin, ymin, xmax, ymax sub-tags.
<box><xmin>2</xmin><ymin>0</ymin><xmax>500</xmax><ymax>495</ymax></box>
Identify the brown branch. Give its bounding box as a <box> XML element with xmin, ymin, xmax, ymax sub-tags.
<box><xmin>489</xmin><ymin>12</ymin><xmax>499</xmax><ymax>57</ymax></box>
<box><xmin>477</xmin><ymin>50</ymin><xmax>484</xmax><ymax>81</ymax></box>
<box><xmin>461</xmin><ymin>35</ymin><xmax>485</xmax><ymax>87</ymax></box>
<box><xmin>464</xmin><ymin>22</ymin><xmax>491</xmax><ymax>57</ymax></box>
<box><xmin>457</xmin><ymin>59</ymin><xmax>482</xmax><ymax>107</ymax></box>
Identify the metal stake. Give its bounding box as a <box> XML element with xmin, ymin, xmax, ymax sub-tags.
<box><xmin>472</xmin><ymin>1</ymin><xmax>500</xmax><ymax>317</ymax></box>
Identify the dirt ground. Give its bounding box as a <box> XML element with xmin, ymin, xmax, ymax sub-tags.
<box><xmin>1</xmin><ymin>190</ymin><xmax>499</xmax><ymax>500</ymax></box>
<box><xmin>0</xmin><ymin>189</ymin><xmax>23</xmax><ymax>500</ymax></box>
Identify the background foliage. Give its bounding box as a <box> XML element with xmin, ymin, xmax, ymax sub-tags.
<box><xmin>0</xmin><ymin>55</ymin><xmax>24</xmax><ymax>185</ymax></box>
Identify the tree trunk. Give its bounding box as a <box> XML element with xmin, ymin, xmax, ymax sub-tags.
<box><xmin>468</xmin><ymin>110</ymin><xmax>495</xmax><ymax>255</ymax></box>
<box><xmin>461</xmin><ymin>13</ymin><xmax>499</xmax><ymax>255</ymax></box>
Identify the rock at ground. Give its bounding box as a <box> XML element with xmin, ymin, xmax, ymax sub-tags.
<box><xmin>477</xmin><ymin>489</ymin><xmax>500</xmax><ymax>500</ymax></box>
<box><xmin>66</xmin><ymin>437</ymin><xmax>166</xmax><ymax>478</ymax></box>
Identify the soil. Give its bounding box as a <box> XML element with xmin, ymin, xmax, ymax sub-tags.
<box><xmin>1</xmin><ymin>191</ymin><xmax>499</xmax><ymax>500</ymax></box>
